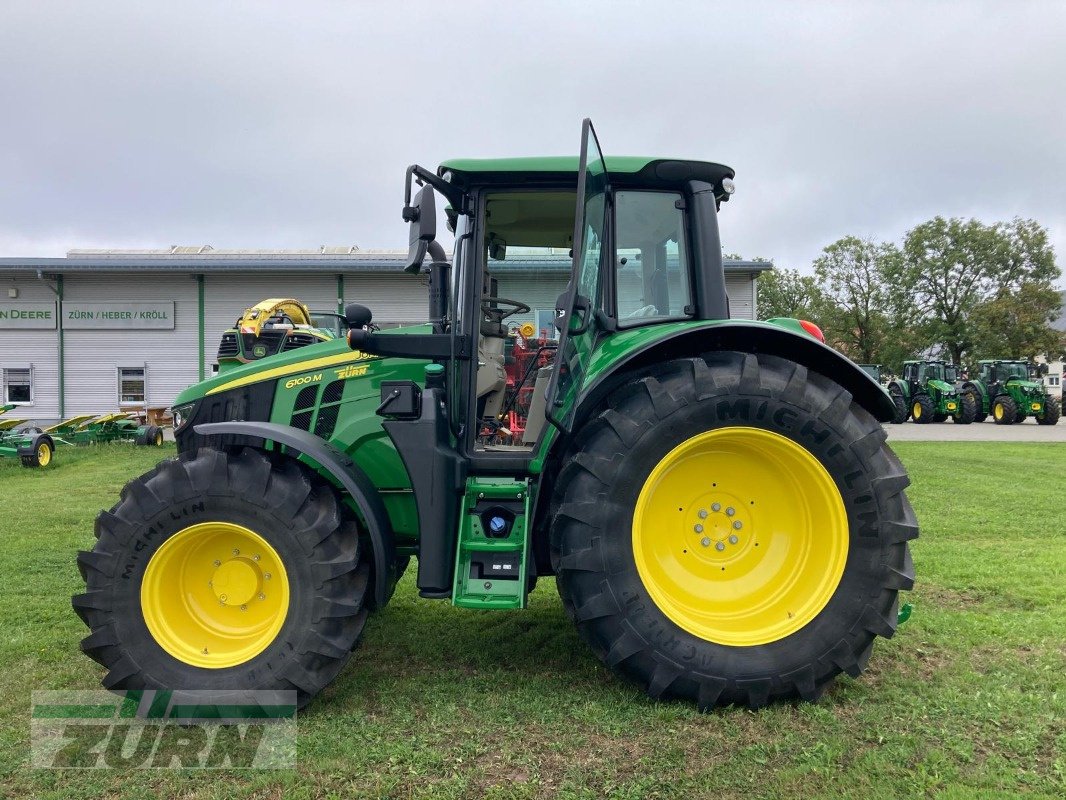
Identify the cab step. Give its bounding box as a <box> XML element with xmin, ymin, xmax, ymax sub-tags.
<box><xmin>452</xmin><ymin>478</ymin><xmax>531</xmax><ymax>610</ymax></box>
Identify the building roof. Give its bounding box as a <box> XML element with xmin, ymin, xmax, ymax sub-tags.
<box><xmin>0</xmin><ymin>249</ymin><xmax>771</xmax><ymax>275</ymax></box>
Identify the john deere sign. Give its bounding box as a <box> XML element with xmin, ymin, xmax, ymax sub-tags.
<box><xmin>63</xmin><ymin>302</ymin><xmax>175</xmax><ymax>330</ymax></box>
<box><xmin>0</xmin><ymin>301</ymin><xmax>57</xmax><ymax>329</ymax></box>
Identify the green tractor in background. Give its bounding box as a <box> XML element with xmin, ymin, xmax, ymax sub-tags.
<box><xmin>858</xmin><ymin>364</ymin><xmax>884</xmax><ymax>384</ymax></box>
<box><xmin>961</xmin><ymin>360</ymin><xmax>1060</xmax><ymax>425</ymax></box>
<box><xmin>73</xmin><ymin>121</ymin><xmax>916</xmax><ymax>711</ymax></box>
<box><xmin>887</xmin><ymin>360</ymin><xmax>975</xmax><ymax>424</ymax></box>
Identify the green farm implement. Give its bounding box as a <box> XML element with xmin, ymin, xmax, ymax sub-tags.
<box><xmin>887</xmin><ymin>360</ymin><xmax>975</xmax><ymax>424</ymax></box>
<box><xmin>0</xmin><ymin>403</ymin><xmax>54</xmax><ymax>468</ymax></box>
<box><xmin>75</xmin><ymin>120</ymin><xmax>916</xmax><ymax>711</ymax></box>
<box><xmin>43</xmin><ymin>412</ymin><xmax>165</xmax><ymax>447</ymax></box>
<box><xmin>216</xmin><ymin>297</ymin><xmax>348</xmax><ymax>373</ymax></box>
<box><xmin>962</xmin><ymin>360</ymin><xmax>1060</xmax><ymax>425</ymax></box>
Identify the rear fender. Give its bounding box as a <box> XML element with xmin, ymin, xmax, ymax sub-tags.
<box><xmin>195</xmin><ymin>421</ymin><xmax>398</xmax><ymax>609</ymax></box>
<box><xmin>574</xmin><ymin>321</ymin><xmax>897</xmax><ymax>425</ymax></box>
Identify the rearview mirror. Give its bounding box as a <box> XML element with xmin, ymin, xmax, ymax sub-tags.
<box><xmin>404</xmin><ymin>184</ymin><xmax>437</xmax><ymax>273</ymax></box>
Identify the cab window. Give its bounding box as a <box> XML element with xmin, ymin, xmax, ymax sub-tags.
<box><xmin>612</xmin><ymin>191</ymin><xmax>692</xmax><ymax>326</ymax></box>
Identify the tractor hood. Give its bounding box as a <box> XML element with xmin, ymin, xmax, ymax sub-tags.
<box><xmin>927</xmin><ymin>379</ymin><xmax>958</xmax><ymax>394</ymax></box>
<box><xmin>174</xmin><ymin>325</ymin><xmax>431</xmax><ymax>406</ymax></box>
<box><xmin>1006</xmin><ymin>378</ymin><xmax>1045</xmax><ymax>395</ymax></box>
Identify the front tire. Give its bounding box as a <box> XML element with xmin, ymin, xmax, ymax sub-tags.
<box><xmin>952</xmin><ymin>393</ymin><xmax>977</xmax><ymax>424</ymax></box>
<box><xmin>888</xmin><ymin>384</ymin><xmax>908</xmax><ymax>423</ymax></box>
<box><xmin>992</xmin><ymin>395</ymin><xmax>1017</xmax><ymax>425</ymax></box>
<box><xmin>73</xmin><ymin>447</ymin><xmax>369</xmax><ymax>707</ymax></box>
<box><xmin>1037</xmin><ymin>396</ymin><xmax>1060</xmax><ymax>425</ymax></box>
<box><xmin>550</xmin><ymin>354</ymin><xmax>916</xmax><ymax>709</ymax></box>
<box><xmin>21</xmin><ymin>434</ymin><xmax>54</xmax><ymax>468</ymax></box>
<box><xmin>912</xmin><ymin>394</ymin><xmax>935</xmax><ymax>424</ymax></box>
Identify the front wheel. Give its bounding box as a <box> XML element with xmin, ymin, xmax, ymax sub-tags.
<box><xmin>21</xmin><ymin>434</ymin><xmax>54</xmax><ymax>468</ymax></box>
<box><xmin>1037</xmin><ymin>396</ymin><xmax>1060</xmax><ymax>426</ymax></box>
<box><xmin>550</xmin><ymin>354</ymin><xmax>916</xmax><ymax>709</ymax></box>
<box><xmin>888</xmin><ymin>384</ymin><xmax>908</xmax><ymax>423</ymax></box>
<box><xmin>911</xmin><ymin>394</ymin><xmax>935</xmax><ymax>424</ymax></box>
<box><xmin>952</xmin><ymin>393</ymin><xmax>977</xmax><ymax>424</ymax></box>
<box><xmin>73</xmin><ymin>448</ymin><xmax>370</xmax><ymax>708</ymax></box>
<box><xmin>992</xmin><ymin>395</ymin><xmax>1017</xmax><ymax>425</ymax></box>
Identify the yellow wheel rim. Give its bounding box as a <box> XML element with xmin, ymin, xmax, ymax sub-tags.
<box><xmin>141</xmin><ymin>522</ymin><xmax>290</xmax><ymax>668</ymax></box>
<box><xmin>633</xmin><ymin>427</ymin><xmax>849</xmax><ymax>647</ymax></box>
<box><xmin>994</xmin><ymin>403</ymin><xmax>1004</xmax><ymax>420</ymax></box>
<box><xmin>154</xmin><ymin>430</ymin><xmax>164</xmax><ymax>446</ymax></box>
<box><xmin>37</xmin><ymin>443</ymin><xmax>51</xmax><ymax>466</ymax></box>
<box><xmin>912</xmin><ymin>401</ymin><xmax>922</xmax><ymax>419</ymax></box>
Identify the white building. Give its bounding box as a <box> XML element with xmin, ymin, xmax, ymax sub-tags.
<box><xmin>0</xmin><ymin>248</ymin><xmax>770</xmax><ymax>424</ymax></box>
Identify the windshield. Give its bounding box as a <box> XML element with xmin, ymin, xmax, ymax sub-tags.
<box><xmin>1000</xmin><ymin>362</ymin><xmax>1029</xmax><ymax>380</ymax></box>
<box><xmin>921</xmin><ymin>363</ymin><xmax>945</xmax><ymax>382</ymax></box>
<box><xmin>944</xmin><ymin>365</ymin><xmax>959</xmax><ymax>382</ymax></box>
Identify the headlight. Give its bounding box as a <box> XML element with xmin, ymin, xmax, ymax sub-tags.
<box><xmin>171</xmin><ymin>402</ymin><xmax>196</xmax><ymax>431</ymax></box>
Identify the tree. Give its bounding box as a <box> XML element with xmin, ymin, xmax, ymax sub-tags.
<box><xmin>812</xmin><ymin>236</ymin><xmax>903</xmax><ymax>364</ymax></box>
<box><xmin>755</xmin><ymin>268</ymin><xmax>823</xmax><ymax>320</ymax></box>
<box><xmin>970</xmin><ymin>282</ymin><xmax>1063</xmax><ymax>360</ymax></box>
<box><xmin>900</xmin><ymin>216</ymin><xmax>1061</xmax><ymax>365</ymax></box>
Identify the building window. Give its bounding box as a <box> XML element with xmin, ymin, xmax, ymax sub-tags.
<box><xmin>3</xmin><ymin>368</ymin><xmax>32</xmax><ymax>404</ymax></box>
<box><xmin>119</xmin><ymin>367</ymin><xmax>146</xmax><ymax>405</ymax></box>
<box><xmin>1049</xmin><ymin>375</ymin><xmax>1061</xmax><ymax>387</ymax></box>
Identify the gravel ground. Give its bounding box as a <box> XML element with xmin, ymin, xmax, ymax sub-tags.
<box><xmin>884</xmin><ymin>416</ymin><xmax>1066</xmax><ymax>442</ymax></box>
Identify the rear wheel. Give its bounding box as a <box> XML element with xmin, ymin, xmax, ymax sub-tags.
<box><xmin>1037</xmin><ymin>396</ymin><xmax>1060</xmax><ymax>426</ymax></box>
<box><xmin>992</xmin><ymin>395</ymin><xmax>1017</xmax><ymax>425</ymax></box>
<box><xmin>963</xmin><ymin>384</ymin><xmax>987</xmax><ymax>422</ymax></box>
<box><xmin>888</xmin><ymin>384</ymin><xmax>908</xmax><ymax>423</ymax></box>
<box><xmin>73</xmin><ymin>447</ymin><xmax>369</xmax><ymax>708</ymax></box>
<box><xmin>550</xmin><ymin>354</ymin><xmax>916</xmax><ymax>709</ymax></box>
<box><xmin>912</xmin><ymin>394</ymin><xmax>935</xmax><ymax>424</ymax></box>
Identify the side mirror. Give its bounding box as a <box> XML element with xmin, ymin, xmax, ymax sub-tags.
<box><xmin>488</xmin><ymin>235</ymin><xmax>507</xmax><ymax>261</ymax></box>
<box><xmin>344</xmin><ymin>303</ymin><xmax>373</xmax><ymax>329</ymax></box>
<box><xmin>404</xmin><ymin>184</ymin><xmax>437</xmax><ymax>273</ymax></box>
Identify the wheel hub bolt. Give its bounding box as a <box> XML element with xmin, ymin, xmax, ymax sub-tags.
<box><xmin>213</xmin><ymin>560</ymin><xmax>221</xmax><ymax>567</ymax></box>
<box><xmin>232</xmin><ymin>549</ymin><xmax>240</xmax><ymax>556</ymax></box>
<box><xmin>715</xmin><ymin>541</ymin><xmax>726</xmax><ymax>551</ymax></box>
<box><xmin>240</xmin><ymin>604</ymin><xmax>247</xmax><ymax>611</ymax></box>
<box><xmin>253</xmin><ymin>554</ymin><xmax>260</xmax><ymax>562</ymax></box>
<box><xmin>264</xmin><ymin>573</ymin><xmax>272</xmax><ymax>580</ymax></box>
<box><xmin>733</xmin><ymin>520</ymin><xmax>743</xmax><ymax>530</ymax></box>
<box><xmin>694</xmin><ymin>524</ymin><xmax>704</xmax><ymax>533</ymax></box>
<box><xmin>711</xmin><ymin>503</ymin><xmax>721</xmax><ymax>512</ymax></box>
<box><xmin>701</xmin><ymin>537</ymin><xmax>711</xmax><ymax>547</ymax></box>
<box><xmin>698</xmin><ymin>509</ymin><xmax>708</xmax><ymax>519</ymax></box>
<box><xmin>726</xmin><ymin>507</ymin><xmax>735</xmax><ymax>517</ymax></box>
<box><xmin>258</xmin><ymin>593</ymin><xmax>266</xmax><ymax>601</ymax></box>
<box><xmin>729</xmin><ymin>535</ymin><xmax>739</xmax><ymax>544</ymax></box>
<box><xmin>202</xmin><ymin>648</ymin><xmax>209</xmax><ymax>655</ymax></box>
<box><xmin>219</xmin><ymin>594</ymin><xmax>228</xmax><ymax>602</ymax></box>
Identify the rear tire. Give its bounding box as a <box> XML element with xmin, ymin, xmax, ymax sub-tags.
<box><xmin>1037</xmin><ymin>396</ymin><xmax>1060</xmax><ymax>425</ymax></box>
<box><xmin>992</xmin><ymin>395</ymin><xmax>1017</xmax><ymax>425</ymax></box>
<box><xmin>911</xmin><ymin>394</ymin><xmax>935</xmax><ymax>424</ymax></box>
<box><xmin>550</xmin><ymin>353</ymin><xmax>916</xmax><ymax>709</ymax></box>
<box><xmin>73</xmin><ymin>447</ymin><xmax>369</xmax><ymax>708</ymax></box>
<box><xmin>888</xmin><ymin>384</ymin><xmax>908</xmax><ymax>423</ymax></box>
<box><xmin>963</xmin><ymin>384</ymin><xmax>987</xmax><ymax>422</ymax></box>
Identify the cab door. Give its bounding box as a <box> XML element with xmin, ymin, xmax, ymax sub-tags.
<box><xmin>544</xmin><ymin>118</ymin><xmax>612</xmax><ymax>433</ymax></box>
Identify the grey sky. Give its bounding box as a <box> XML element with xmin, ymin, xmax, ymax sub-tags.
<box><xmin>2</xmin><ymin>1</ymin><xmax>1063</xmax><ymax>285</ymax></box>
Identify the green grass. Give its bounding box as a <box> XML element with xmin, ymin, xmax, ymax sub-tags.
<box><xmin>0</xmin><ymin>442</ymin><xmax>1063</xmax><ymax>799</ymax></box>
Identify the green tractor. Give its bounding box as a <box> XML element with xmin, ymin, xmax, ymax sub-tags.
<box><xmin>73</xmin><ymin>121</ymin><xmax>916</xmax><ymax>710</ymax></box>
<box><xmin>887</xmin><ymin>360</ymin><xmax>975</xmax><ymax>424</ymax></box>
<box><xmin>858</xmin><ymin>364</ymin><xmax>883</xmax><ymax>384</ymax></box>
<box><xmin>962</xmin><ymin>359</ymin><xmax>1060</xmax><ymax>425</ymax></box>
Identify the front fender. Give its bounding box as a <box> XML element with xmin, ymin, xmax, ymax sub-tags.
<box><xmin>576</xmin><ymin>321</ymin><xmax>897</xmax><ymax>424</ymax></box>
<box><xmin>195</xmin><ymin>421</ymin><xmax>398</xmax><ymax>609</ymax></box>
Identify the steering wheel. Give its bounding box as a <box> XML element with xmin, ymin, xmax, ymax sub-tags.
<box><xmin>481</xmin><ymin>296</ymin><xmax>531</xmax><ymax>322</ymax></box>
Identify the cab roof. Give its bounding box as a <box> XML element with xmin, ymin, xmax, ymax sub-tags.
<box><xmin>437</xmin><ymin>156</ymin><xmax>735</xmax><ymax>191</ymax></box>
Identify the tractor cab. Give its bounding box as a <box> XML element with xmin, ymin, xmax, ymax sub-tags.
<box><xmin>351</xmin><ymin>120</ymin><xmax>737</xmax><ymax>469</ymax></box>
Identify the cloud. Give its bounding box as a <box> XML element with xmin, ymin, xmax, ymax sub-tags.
<box><xmin>1</xmin><ymin>1</ymin><xmax>1063</xmax><ymax>286</ymax></box>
